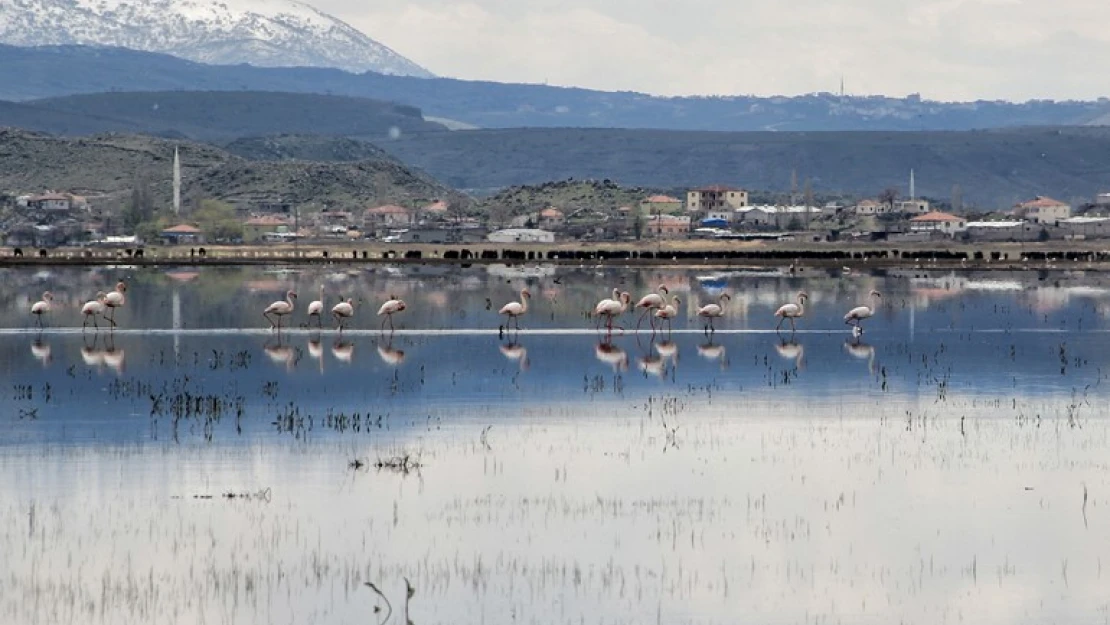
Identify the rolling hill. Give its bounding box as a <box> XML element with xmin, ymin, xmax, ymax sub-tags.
<box><xmin>0</xmin><ymin>129</ymin><xmax>460</xmax><ymax>210</ymax></box>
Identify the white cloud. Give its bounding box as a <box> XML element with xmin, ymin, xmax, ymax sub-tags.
<box><xmin>312</xmin><ymin>0</ymin><xmax>1110</xmax><ymax>100</ymax></box>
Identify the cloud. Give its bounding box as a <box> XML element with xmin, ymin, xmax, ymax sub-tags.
<box><xmin>314</xmin><ymin>0</ymin><xmax>1110</xmax><ymax>100</ymax></box>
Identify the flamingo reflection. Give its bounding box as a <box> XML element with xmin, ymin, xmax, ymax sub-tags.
<box><xmin>100</xmin><ymin>334</ymin><xmax>125</xmax><ymax>375</ymax></box>
<box><xmin>30</xmin><ymin>338</ymin><xmax>51</xmax><ymax>367</ymax></box>
<box><xmin>263</xmin><ymin>337</ymin><xmax>296</xmax><ymax>371</ymax></box>
<box><xmin>377</xmin><ymin>336</ymin><xmax>406</xmax><ymax>366</ymax></box>
<box><xmin>635</xmin><ymin>335</ymin><xmax>666</xmax><ymax>379</ymax></box>
<box><xmin>499</xmin><ymin>340</ymin><xmax>529</xmax><ymax>371</ymax></box>
<box><xmin>697</xmin><ymin>339</ymin><xmax>728</xmax><ymax>370</ymax></box>
<box><xmin>655</xmin><ymin>339</ymin><xmax>679</xmax><ymax>373</ymax></box>
<box><xmin>775</xmin><ymin>338</ymin><xmax>805</xmax><ymax>370</ymax></box>
<box><xmin>843</xmin><ymin>337</ymin><xmax>876</xmax><ymax>374</ymax></box>
<box><xmin>594</xmin><ymin>337</ymin><xmax>629</xmax><ymax>372</ymax></box>
<box><xmin>331</xmin><ymin>338</ymin><xmax>354</xmax><ymax>364</ymax></box>
<box><xmin>307</xmin><ymin>333</ymin><xmax>325</xmax><ymax>373</ymax></box>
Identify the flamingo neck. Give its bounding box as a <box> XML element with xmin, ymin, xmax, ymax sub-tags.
<box><xmin>519</xmin><ymin>291</ymin><xmax>529</xmax><ymax>313</ymax></box>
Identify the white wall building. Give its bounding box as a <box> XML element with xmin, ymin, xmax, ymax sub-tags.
<box><xmin>487</xmin><ymin>228</ymin><xmax>555</xmax><ymax>243</ymax></box>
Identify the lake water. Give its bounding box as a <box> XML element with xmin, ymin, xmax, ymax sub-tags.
<box><xmin>2</xmin><ymin>264</ymin><xmax>1110</xmax><ymax>625</ymax></box>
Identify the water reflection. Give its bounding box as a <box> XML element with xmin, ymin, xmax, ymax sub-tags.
<box><xmin>29</xmin><ymin>337</ymin><xmax>50</xmax><ymax>367</ymax></box>
<box><xmin>594</xmin><ymin>337</ymin><xmax>628</xmax><ymax>372</ymax></box>
<box><xmin>498</xmin><ymin>340</ymin><xmax>529</xmax><ymax>371</ymax></box>
<box><xmin>843</xmin><ymin>337</ymin><xmax>876</xmax><ymax>374</ymax></box>
<box><xmin>5</xmin><ymin>266</ymin><xmax>1110</xmax><ymax>625</ymax></box>
<box><xmin>376</xmin><ymin>336</ymin><xmax>405</xmax><ymax>366</ymax></box>
<box><xmin>775</xmin><ymin>337</ymin><xmax>805</xmax><ymax>370</ymax></box>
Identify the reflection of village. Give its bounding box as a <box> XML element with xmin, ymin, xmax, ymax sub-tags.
<box><xmin>14</xmin><ymin>264</ymin><xmax>1110</xmax><ymax>377</ymax></box>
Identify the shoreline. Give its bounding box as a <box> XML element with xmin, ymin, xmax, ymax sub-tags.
<box><xmin>2</xmin><ymin>240</ymin><xmax>1108</xmax><ymax>270</ymax></box>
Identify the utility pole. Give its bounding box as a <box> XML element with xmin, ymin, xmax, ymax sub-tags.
<box><xmin>790</xmin><ymin>169</ymin><xmax>798</xmax><ymax>206</ymax></box>
<box><xmin>803</xmin><ymin>178</ymin><xmax>814</xmax><ymax>229</ymax></box>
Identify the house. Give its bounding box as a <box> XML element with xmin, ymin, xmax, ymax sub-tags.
<box><xmin>706</xmin><ymin>208</ymin><xmax>737</xmax><ymax>223</ymax></box>
<box><xmin>539</xmin><ymin>207</ymin><xmax>565</xmax><ymax>228</ymax></box>
<box><xmin>488</xmin><ymin>228</ymin><xmax>555</xmax><ymax>243</ymax></box>
<box><xmin>363</xmin><ymin>205</ymin><xmax>412</xmax><ymax>230</ymax></box>
<box><xmin>645</xmin><ymin>215</ymin><xmax>691</xmax><ymax>238</ymax></box>
<box><xmin>1057</xmin><ymin>216</ymin><xmax>1110</xmax><ymax>240</ymax></box>
<box><xmin>161</xmin><ymin>224</ymin><xmax>204</xmax><ymax>245</ymax></box>
<box><xmin>686</xmin><ymin>186</ymin><xmax>748</xmax><ymax>212</ymax></box>
<box><xmin>1014</xmin><ymin>196</ymin><xmax>1071</xmax><ymax>224</ymax></box>
<box><xmin>896</xmin><ymin>199</ymin><xmax>931</xmax><ymax>214</ymax></box>
<box><xmin>738</xmin><ymin>205</ymin><xmax>822</xmax><ymax>229</ymax></box>
<box><xmin>243</xmin><ymin>215</ymin><xmax>292</xmax><ymax>243</ymax></box>
<box><xmin>639</xmin><ymin>194</ymin><xmax>683</xmax><ymax>216</ymax></box>
<box><xmin>909</xmin><ymin>211</ymin><xmax>967</xmax><ymax>235</ymax></box>
<box><xmin>854</xmin><ymin>199</ymin><xmax>887</xmax><ymax>215</ymax></box>
<box><xmin>26</xmin><ymin>192</ymin><xmax>87</xmax><ymax>212</ymax></box>
<box><xmin>1095</xmin><ymin>192</ymin><xmax>1110</xmax><ymax>206</ymax></box>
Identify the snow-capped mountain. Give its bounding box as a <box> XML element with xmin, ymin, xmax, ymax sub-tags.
<box><xmin>0</xmin><ymin>0</ymin><xmax>433</xmax><ymax>77</ymax></box>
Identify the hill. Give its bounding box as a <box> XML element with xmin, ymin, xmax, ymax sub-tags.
<box><xmin>222</xmin><ymin>135</ymin><xmax>395</xmax><ymax>162</ymax></box>
<box><xmin>0</xmin><ymin>129</ymin><xmax>460</xmax><ymax>210</ymax></box>
<box><xmin>380</xmin><ymin>127</ymin><xmax>1110</xmax><ymax>208</ymax></box>
<box><xmin>15</xmin><ymin>91</ymin><xmax>445</xmax><ymax>141</ymax></box>
<box><xmin>1</xmin><ymin>44</ymin><xmax>1109</xmax><ymax>131</ymax></box>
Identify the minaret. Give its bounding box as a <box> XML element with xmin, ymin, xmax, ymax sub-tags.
<box><xmin>172</xmin><ymin>147</ymin><xmax>181</xmax><ymax>215</ymax></box>
<box><xmin>909</xmin><ymin>169</ymin><xmax>915</xmax><ymax>200</ymax></box>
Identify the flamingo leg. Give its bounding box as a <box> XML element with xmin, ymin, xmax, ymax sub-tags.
<box><xmin>775</xmin><ymin>316</ymin><xmax>784</xmax><ymax>330</ymax></box>
<box><xmin>790</xmin><ymin>317</ymin><xmax>797</xmax><ymax>332</ymax></box>
<box><xmin>636</xmin><ymin>309</ymin><xmax>648</xmax><ymax>331</ymax></box>
<box><xmin>264</xmin><ymin>312</ymin><xmax>274</xmax><ymax>329</ymax></box>
<box><xmin>389</xmin><ymin>314</ymin><xmax>395</xmax><ymax>332</ymax></box>
<box><xmin>35</xmin><ymin>315</ymin><xmax>42</xmax><ymax>329</ymax></box>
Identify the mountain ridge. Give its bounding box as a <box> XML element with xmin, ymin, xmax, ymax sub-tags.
<box><xmin>0</xmin><ymin>44</ymin><xmax>1109</xmax><ymax>131</ymax></box>
<box><xmin>0</xmin><ymin>0</ymin><xmax>432</xmax><ymax>76</ymax></box>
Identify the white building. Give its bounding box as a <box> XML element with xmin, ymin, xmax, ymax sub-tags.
<box><xmin>487</xmin><ymin>228</ymin><xmax>555</xmax><ymax>243</ymax></box>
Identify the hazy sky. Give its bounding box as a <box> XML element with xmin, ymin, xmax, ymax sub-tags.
<box><xmin>311</xmin><ymin>0</ymin><xmax>1109</xmax><ymax>101</ymax></box>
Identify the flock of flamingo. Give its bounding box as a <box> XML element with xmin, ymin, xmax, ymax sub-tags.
<box><xmin>27</xmin><ymin>281</ymin><xmax>885</xmax><ymax>336</ymax></box>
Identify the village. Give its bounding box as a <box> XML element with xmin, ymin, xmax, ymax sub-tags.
<box><xmin>5</xmin><ymin>181</ymin><xmax>1110</xmax><ymax>250</ymax></box>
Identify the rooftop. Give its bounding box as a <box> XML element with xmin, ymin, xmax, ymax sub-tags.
<box><xmin>643</xmin><ymin>194</ymin><xmax>682</xmax><ymax>203</ymax></box>
<box><xmin>162</xmin><ymin>224</ymin><xmax>202</xmax><ymax>234</ymax></box>
<box><xmin>365</xmin><ymin>204</ymin><xmax>410</xmax><ymax>215</ymax></box>
<box><xmin>1018</xmin><ymin>196</ymin><xmax>1069</xmax><ymax>209</ymax></box>
<box><xmin>540</xmin><ymin>207</ymin><xmax>564</xmax><ymax>217</ymax></box>
<box><xmin>692</xmin><ymin>185</ymin><xmax>743</xmax><ymax>193</ymax></box>
<box><xmin>910</xmin><ymin>211</ymin><xmax>964</xmax><ymax>222</ymax></box>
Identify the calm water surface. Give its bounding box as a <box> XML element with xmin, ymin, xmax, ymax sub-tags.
<box><xmin>2</xmin><ymin>265</ymin><xmax>1110</xmax><ymax>624</ymax></box>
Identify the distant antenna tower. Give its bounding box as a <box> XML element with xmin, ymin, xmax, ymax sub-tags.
<box><xmin>909</xmin><ymin>169</ymin><xmax>915</xmax><ymax>200</ymax></box>
<box><xmin>172</xmin><ymin>147</ymin><xmax>181</xmax><ymax>215</ymax></box>
<box><xmin>840</xmin><ymin>76</ymin><xmax>844</xmax><ymax>97</ymax></box>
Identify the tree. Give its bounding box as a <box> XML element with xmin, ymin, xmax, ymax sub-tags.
<box><xmin>194</xmin><ymin>199</ymin><xmax>243</xmax><ymax>242</ymax></box>
<box><xmin>632</xmin><ymin>211</ymin><xmax>645</xmax><ymax>240</ymax></box>
<box><xmin>446</xmin><ymin>197</ymin><xmax>470</xmax><ymax>226</ymax></box>
<box><xmin>803</xmin><ymin>178</ymin><xmax>814</xmax><ymax>229</ymax></box>
<box><xmin>878</xmin><ymin>188</ymin><xmax>899</xmax><ymax>211</ymax></box>
<box><xmin>486</xmin><ymin>203</ymin><xmax>512</xmax><ymax>230</ymax></box>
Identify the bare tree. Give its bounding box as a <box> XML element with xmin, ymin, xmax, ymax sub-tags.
<box><xmin>951</xmin><ymin>184</ymin><xmax>963</xmax><ymax>213</ymax></box>
<box><xmin>878</xmin><ymin>187</ymin><xmax>899</xmax><ymax>212</ymax></box>
<box><xmin>486</xmin><ymin>203</ymin><xmax>512</xmax><ymax>230</ymax></box>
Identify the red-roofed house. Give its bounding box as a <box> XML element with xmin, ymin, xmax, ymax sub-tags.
<box><xmin>639</xmin><ymin>194</ymin><xmax>683</xmax><ymax>216</ymax></box>
<box><xmin>909</xmin><ymin>211</ymin><xmax>967</xmax><ymax>235</ymax></box>
<box><xmin>161</xmin><ymin>223</ymin><xmax>204</xmax><ymax>244</ymax></box>
<box><xmin>539</xmin><ymin>207</ymin><xmax>565</xmax><ymax>228</ymax></box>
<box><xmin>363</xmin><ymin>205</ymin><xmax>412</xmax><ymax>230</ymax></box>
<box><xmin>1014</xmin><ymin>196</ymin><xmax>1071</xmax><ymax>224</ymax></box>
<box><xmin>686</xmin><ymin>186</ymin><xmax>749</xmax><ymax>212</ymax></box>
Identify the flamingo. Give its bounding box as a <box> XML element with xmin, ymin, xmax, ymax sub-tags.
<box><xmin>696</xmin><ymin>293</ymin><xmax>731</xmax><ymax>334</ymax></box>
<box><xmin>332</xmin><ymin>297</ymin><xmax>355</xmax><ymax>331</ymax></box>
<box><xmin>377</xmin><ymin>295</ymin><xmax>406</xmax><ymax>332</ymax></box>
<box><xmin>499</xmin><ymin>288</ymin><xmax>532</xmax><ymax>332</ymax></box>
<box><xmin>104</xmin><ymin>281</ymin><xmax>127</xmax><ymax>327</ymax></box>
<box><xmin>307</xmin><ymin>285</ymin><xmax>325</xmax><ymax>327</ymax></box>
<box><xmin>81</xmin><ymin>291</ymin><xmax>107</xmax><ymax>331</ymax></box>
<box><xmin>263</xmin><ymin>290</ymin><xmax>297</xmax><ymax>331</ymax></box>
<box><xmin>30</xmin><ymin>291</ymin><xmax>53</xmax><ymax>328</ymax></box>
<box><xmin>844</xmin><ymin>290</ymin><xmax>882</xmax><ymax>333</ymax></box>
<box><xmin>634</xmin><ymin>284</ymin><xmax>670</xmax><ymax>330</ymax></box>
<box><xmin>774</xmin><ymin>291</ymin><xmax>809</xmax><ymax>332</ymax></box>
<box><xmin>654</xmin><ymin>295</ymin><xmax>681</xmax><ymax>334</ymax></box>
<box><xmin>595</xmin><ymin>289</ymin><xmax>632</xmax><ymax>333</ymax></box>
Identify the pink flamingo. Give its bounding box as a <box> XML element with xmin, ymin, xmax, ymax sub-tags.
<box><xmin>595</xmin><ymin>288</ymin><xmax>632</xmax><ymax>333</ymax></box>
<box><xmin>634</xmin><ymin>284</ymin><xmax>669</xmax><ymax>330</ymax></box>
<box><xmin>307</xmin><ymin>285</ymin><xmax>326</xmax><ymax>327</ymax></box>
<box><xmin>377</xmin><ymin>295</ymin><xmax>406</xmax><ymax>332</ymax></box>
<box><xmin>654</xmin><ymin>295</ymin><xmax>681</xmax><ymax>334</ymax></box>
<box><xmin>696</xmin><ymin>293</ymin><xmax>731</xmax><ymax>334</ymax></box>
<box><xmin>104</xmin><ymin>281</ymin><xmax>127</xmax><ymax>327</ymax></box>
<box><xmin>81</xmin><ymin>291</ymin><xmax>107</xmax><ymax>331</ymax></box>
<box><xmin>30</xmin><ymin>291</ymin><xmax>53</xmax><ymax>328</ymax></box>
<box><xmin>844</xmin><ymin>290</ymin><xmax>882</xmax><ymax>334</ymax></box>
<box><xmin>332</xmin><ymin>297</ymin><xmax>355</xmax><ymax>332</ymax></box>
<box><xmin>263</xmin><ymin>290</ymin><xmax>297</xmax><ymax>331</ymax></box>
<box><xmin>499</xmin><ymin>288</ymin><xmax>532</xmax><ymax>332</ymax></box>
<box><xmin>774</xmin><ymin>291</ymin><xmax>809</xmax><ymax>332</ymax></box>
